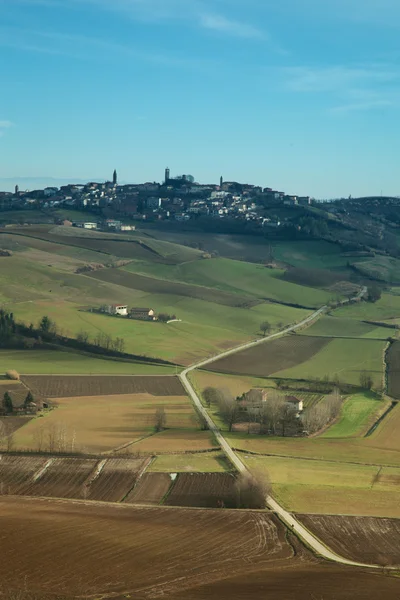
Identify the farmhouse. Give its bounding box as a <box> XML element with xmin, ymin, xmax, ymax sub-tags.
<box><xmin>107</xmin><ymin>304</ymin><xmax>128</xmax><ymax>316</ymax></box>
<box><xmin>285</xmin><ymin>395</ymin><xmax>304</xmax><ymax>415</ymax></box>
<box><xmin>129</xmin><ymin>308</ymin><xmax>156</xmax><ymax>321</ymax></box>
<box><xmin>244</xmin><ymin>388</ymin><xmax>267</xmax><ymax>405</ymax></box>
<box><xmin>82</xmin><ymin>222</ymin><xmax>98</xmax><ymax>230</ymax></box>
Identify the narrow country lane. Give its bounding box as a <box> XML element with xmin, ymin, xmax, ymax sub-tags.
<box><xmin>179</xmin><ymin>286</ymin><xmax>388</xmax><ymax>569</ymax></box>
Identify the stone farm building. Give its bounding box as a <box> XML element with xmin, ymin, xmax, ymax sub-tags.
<box><xmin>129</xmin><ymin>308</ymin><xmax>156</xmax><ymax>321</ymax></box>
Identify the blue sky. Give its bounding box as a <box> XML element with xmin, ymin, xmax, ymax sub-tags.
<box><xmin>1</xmin><ymin>0</ymin><xmax>400</xmax><ymax>197</ymax></box>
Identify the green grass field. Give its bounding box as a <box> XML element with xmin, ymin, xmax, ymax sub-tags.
<box><xmin>11</xmin><ymin>295</ymin><xmax>307</xmax><ymax>365</ymax></box>
<box><xmin>0</xmin><ymin>350</ymin><xmax>176</xmax><ymax>375</ymax></box>
<box><xmin>334</xmin><ymin>292</ymin><xmax>400</xmax><ymax>321</ymax></box>
<box><xmin>301</xmin><ymin>316</ymin><xmax>390</xmax><ymax>340</ymax></box>
<box><xmin>352</xmin><ymin>255</ymin><xmax>400</xmax><ymax>284</ymax></box>
<box><xmin>245</xmin><ymin>455</ymin><xmax>400</xmax><ymax>517</ymax></box>
<box><xmin>148</xmin><ymin>452</ymin><xmax>232</xmax><ymax>472</ymax></box>
<box><xmin>272</xmin><ymin>338</ymin><xmax>386</xmax><ymax>386</ymax></box>
<box><xmin>123</xmin><ymin>257</ymin><xmax>336</xmax><ymax>308</ymax></box>
<box><xmin>321</xmin><ymin>393</ymin><xmax>383</xmax><ymax>438</ymax></box>
<box><xmin>271</xmin><ymin>240</ymin><xmax>349</xmax><ymax>269</ymax></box>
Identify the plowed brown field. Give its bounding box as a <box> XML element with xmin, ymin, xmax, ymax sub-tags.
<box><xmin>125</xmin><ymin>472</ymin><xmax>173</xmax><ymax>504</ymax></box>
<box><xmin>298</xmin><ymin>514</ymin><xmax>400</xmax><ymax>566</ymax></box>
<box><xmin>88</xmin><ymin>457</ymin><xmax>149</xmax><ymax>502</ymax></box>
<box><xmin>1</xmin><ymin>497</ymin><xmax>400</xmax><ymax>600</ymax></box>
<box><xmin>23</xmin><ymin>457</ymin><xmax>95</xmax><ymax>499</ymax></box>
<box><xmin>207</xmin><ymin>335</ymin><xmax>330</xmax><ymax>377</ymax></box>
<box><xmin>21</xmin><ymin>375</ymin><xmax>185</xmax><ymax>398</ymax></box>
<box><xmin>165</xmin><ymin>473</ymin><xmax>237</xmax><ymax>508</ymax></box>
<box><xmin>0</xmin><ymin>455</ymin><xmax>46</xmax><ymax>495</ymax></box>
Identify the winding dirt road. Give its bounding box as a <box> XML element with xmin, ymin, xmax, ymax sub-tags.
<box><xmin>179</xmin><ymin>287</ymin><xmax>387</xmax><ymax>569</ymax></box>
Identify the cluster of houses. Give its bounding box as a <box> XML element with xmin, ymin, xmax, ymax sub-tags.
<box><xmin>0</xmin><ymin>168</ymin><xmax>315</xmax><ymax>233</ymax></box>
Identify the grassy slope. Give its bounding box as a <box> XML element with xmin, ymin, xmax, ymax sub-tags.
<box><xmin>2</xmin><ymin>249</ymin><xmax>310</xmax><ymax>365</ymax></box>
<box><xmin>271</xmin><ymin>240</ymin><xmax>348</xmax><ymax>269</ymax></box>
<box><xmin>334</xmin><ymin>292</ymin><xmax>400</xmax><ymax>321</ymax></box>
<box><xmin>300</xmin><ymin>316</ymin><xmax>390</xmax><ymax>340</ymax></box>
<box><xmin>272</xmin><ymin>338</ymin><xmax>386</xmax><ymax>386</ymax></box>
<box><xmin>0</xmin><ymin>350</ymin><xmax>176</xmax><ymax>375</ymax></box>
<box><xmin>123</xmin><ymin>257</ymin><xmax>336</xmax><ymax>307</ymax></box>
<box><xmin>11</xmin><ymin>294</ymin><xmax>307</xmax><ymax>365</ymax></box>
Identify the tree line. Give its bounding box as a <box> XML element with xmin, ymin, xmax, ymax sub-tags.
<box><xmin>0</xmin><ymin>310</ymin><xmax>175</xmax><ymax>366</ymax></box>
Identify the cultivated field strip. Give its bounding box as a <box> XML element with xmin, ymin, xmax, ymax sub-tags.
<box><xmin>0</xmin><ymin>455</ymin><xmax>150</xmax><ymax>502</ymax></box>
<box><xmin>298</xmin><ymin>514</ymin><xmax>400</xmax><ymax>566</ymax></box>
<box><xmin>88</xmin><ymin>457</ymin><xmax>150</xmax><ymax>502</ymax></box>
<box><xmin>207</xmin><ymin>335</ymin><xmax>330</xmax><ymax>377</ymax></box>
<box><xmin>165</xmin><ymin>473</ymin><xmax>238</xmax><ymax>508</ymax></box>
<box><xmin>125</xmin><ymin>472</ymin><xmax>173</xmax><ymax>504</ymax></box>
<box><xmin>23</xmin><ymin>457</ymin><xmax>96</xmax><ymax>499</ymax></box>
<box><xmin>0</xmin><ymin>455</ymin><xmax>47</xmax><ymax>495</ymax></box>
<box><xmin>22</xmin><ymin>375</ymin><xmax>185</xmax><ymax>397</ymax></box>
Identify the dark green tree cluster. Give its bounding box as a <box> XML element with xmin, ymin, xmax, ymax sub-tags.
<box><xmin>0</xmin><ymin>310</ymin><xmax>16</xmax><ymax>342</ymax></box>
<box><xmin>3</xmin><ymin>392</ymin><xmax>13</xmax><ymax>414</ymax></box>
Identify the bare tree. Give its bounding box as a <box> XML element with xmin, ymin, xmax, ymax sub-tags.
<box><xmin>264</xmin><ymin>392</ymin><xmax>285</xmax><ymax>435</ymax></box>
<box><xmin>217</xmin><ymin>390</ymin><xmax>240</xmax><ymax>432</ymax></box>
<box><xmin>280</xmin><ymin>403</ymin><xmax>298</xmax><ymax>437</ymax></box>
<box><xmin>154</xmin><ymin>407</ymin><xmax>167</xmax><ymax>432</ymax></box>
<box><xmin>203</xmin><ymin>386</ymin><xmax>221</xmax><ymax>408</ymax></box>
<box><xmin>260</xmin><ymin>321</ymin><xmax>271</xmax><ymax>337</ymax></box>
<box><xmin>302</xmin><ymin>389</ymin><xmax>343</xmax><ymax>434</ymax></box>
<box><xmin>235</xmin><ymin>472</ymin><xmax>271</xmax><ymax>509</ymax></box>
<box><xmin>33</xmin><ymin>424</ymin><xmax>45</xmax><ymax>452</ymax></box>
<box><xmin>76</xmin><ymin>330</ymin><xmax>90</xmax><ymax>344</ymax></box>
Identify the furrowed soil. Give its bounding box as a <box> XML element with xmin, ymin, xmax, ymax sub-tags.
<box><xmin>21</xmin><ymin>375</ymin><xmax>185</xmax><ymax>397</ymax></box>
<box><xmin>88</xmin><ymin>457</ymin><xmax>149</xmax><ymax>502</ymax></box>
<box><xmin>0</xmin><ymin>455</ymin><xmax>149</xmax><ymax>501</ymax></box>
<box><xmin>207</xmin><ymin>335</ymin><xmax>330</xmax><ymax>377</ymax></box>
<box><xmin>125</xmin><ymin>472</ymin><xmax>173</xmax><ymax>504</ymax></box>
<box><xmin>164</xmin><ymin>473</ymin><xmax>238</xmax><ymax>508</ymax></box>
<box><xmin>0</xmin><ymin>455</ymin><xmax>47</xmax><ymax>495</ymax></box>
<box><xmin>298</xmin><ymin>514</ymin><xmax>400</xmax><ymax>566</ymax></box>
<box><xmin>1</xmin><ymin>497</ymin><xmax>399</xmax><ymax>600</ymax></box>
<box><xmin>23</xmin><ymin>457</ymin><xmax>96</xmax><ymax>499</ymax></box>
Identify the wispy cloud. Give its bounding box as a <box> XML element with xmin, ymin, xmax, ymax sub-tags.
<box><xmin>0</xmin><ymin>26</ymin><xmax>217</xmax><ymax>69</ymax></box>
<box><xmin>0</xmin><ymin>120</ymin><xmax>14</xmax><ymax>138</ymax></box>
<box><xmin>11</xmin><ymin>0</ymin><xmax>266</xmax><ymax>39</ymax></box>
<box><xmin>199</xmin><ymin>12</ymin><xmax>264</xmax><ymax>38</ymax></box>
<box><xmin>277</xmin><ymin>63</ymin><xmax>400</xmax><ymax>113</ymax></box>
<box><xmin>282</xmin><ymin>65</ymin><xmax>400</xmax><ymax>93</ymax></box>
